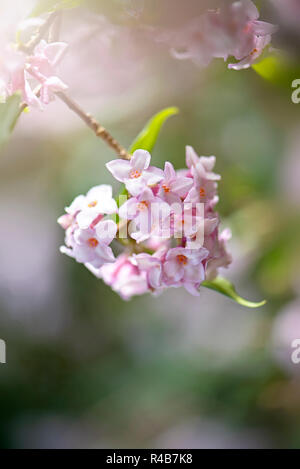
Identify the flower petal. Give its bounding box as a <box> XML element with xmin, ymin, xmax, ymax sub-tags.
<box><xmin>119</xmin><ymin>197</ymin><xmax>139</xmax><ymax>220</ymax></box>
<box><xmin>143</xmin><ymin>167</ymin><xmax>164</xmax><ymax>185</ymax></box>
<box><xmin>106</xmin><ymin>159</ymin><xmax>131</xmax><ymax>182</ymax></box>
<box><xmin>131</xmin><ymin>149</ymin><xmax>151</xmax><ymax>171</ymax></box>
<box><xmin>164</xmin><ymin>161</ymin><xmax>176</xmax><ymax>181</ymax></box>
<box><xmin>95</xmin><ymin>220</ymin><xmax>117</xmax><ymax>245</ymax></box>
<box><xmin>170</xmin><ymin>176</ymin><xmax>193</xmax><ymax>196</ymax></box>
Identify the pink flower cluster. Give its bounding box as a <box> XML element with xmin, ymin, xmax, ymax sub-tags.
<box><xmin>159</xmin><ymin>0</ymin><xmax>277</xmax><ymax>70</ymax></box>
<box><xmin>0</xmin><ymin>21</ymin><xmax>68</xmax><ymax>108</ymax></box>
<box><xmin>58</xmin><ymin>147</ymin><xmax>232</xmax><ymax>300</ymax></box>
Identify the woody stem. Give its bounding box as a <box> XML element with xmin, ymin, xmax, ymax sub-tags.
<box><xmin>56</xmin><ymin>92</ymin><xmax>131</xmax><ymax>160</ymax></box>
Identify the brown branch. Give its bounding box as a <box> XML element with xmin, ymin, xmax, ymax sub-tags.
<box><xmin>56</xmin><ymin>91</ymin><xmax>131</xmax><ymax>160</ymax></box>
<box><xmin>19</xmin><ymin>12</ymin><xmax>59</xmax><ymax>54</ymax></box>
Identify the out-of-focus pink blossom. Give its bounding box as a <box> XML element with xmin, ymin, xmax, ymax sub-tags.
<box><xmin>158</xmin><ymin>0</ymin><xmax>276</xmax><ymax>70</ymax></box>
<box><xmin>228</xmin><ymin>35</ymin><xmax>272</xmax><ymax>70</ymax></box>
<box><xmin>26</xmin><ymin>40</ymin><xmax>68</xmax><ymax>105</ymax></box>
<box><xmin>106</xmin><ymin>150</ymin><xmax>164</xmax><ymax>196</ymax></box>
<box><xmin>0</xmin><ymin>35</ymin><xmax>68</xmax><ymax>108</ymax></box>
<box><xmin>205</xmin><ymin>228</ymin><xmax>233</xmax><ymax>281</ymax></box>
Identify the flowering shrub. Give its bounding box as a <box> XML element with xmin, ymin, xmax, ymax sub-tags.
<box><xmin>0</xmin><ymin>0</ymin><xmax>275</xmax><ymax>307</ymax></box>
<box><xmin>57</xmin><ymin>107</ymin><xmax>265</xmax><ymax>307</ymax></box>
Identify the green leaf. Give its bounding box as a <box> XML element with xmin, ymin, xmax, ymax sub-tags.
<box><xmin>31</xmin><ymin>0</ymin><xmax>83</xmax><ymax>16</ymax></box>
<box><xmin>202</xmin><ymin>276</ymin><xmax>266</xmax><ymax>308</ymax></box>
<box><xmin>252</xmin><ymin>53</ymin><xmax>300</xmax><ymax>89</ymax></box>
<box><xmin>129</xmin><ymin>106</ymin><xmax>179</xmax><ymax>154</ymax></box>
<box><xmin>0</xmin><ymin>94</ymin><xmax>22</xmax><ymax>148</ymax></box>
<box><xmin>116</xmin><ymin>107</ymin><xmax>179</xmax><ymax>210</ymax></box>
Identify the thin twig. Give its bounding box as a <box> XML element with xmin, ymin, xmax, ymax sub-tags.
<box><xmin>19</xmin><ymin>12</ymin><xmax>59</xmax><ymax>54</ymax></box>
<box><xmin>56</xmin><ymin>91</ymin><xmax>131</xmax><ymax>160</ymax></box>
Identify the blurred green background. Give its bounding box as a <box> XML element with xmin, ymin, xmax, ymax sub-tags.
<box><xmin>0</xmin><ymin>0</ymin><xmax>300</xmax><ymax>449</ymax></box>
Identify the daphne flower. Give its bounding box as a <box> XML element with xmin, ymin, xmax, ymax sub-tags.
<box><xmin>26</xmin><ymin>40</ymin><xmax>68</xmax><ymax>105</ymax></box>
<box><xmin>106</xmin><ymin>149</ymin><xmax>164</xmax><ymax>196</ymax></box>
<box><xmin>163</xmin><ymin>247</ymin><xmax>209</xmax><ymax>295</ymax></box>
<box><xmin>228</xmin><ymin>35</ymin><xmax>272</xmax><ymax>70</ymax></box>
<box><xmin>159</xmin><ymin>0</ymin><xmax>276</xmax><ymax>70</ymax></box>
<box><xmin>157</xmin><ymin>161</ymin><xmax>193</xmax><ymax>205</ymax></box>
<box><xmin>62</xmin><ymin>185</ymin><xmax>117</xmax><ymax>231</ymax></box>
<box><xmin>57</xmin><ymin>214</ymin><xmax>73</xmax><ymax>230</ymax></box>
<box><xmin>134</xmin><ymin>251</ymin><xmax>165</xmax><ymax>290</ymax></box>
<box><xmin>27</xmin><ymin>40</ymin><xmax>68</xmax><ymax>77</ymax></box>
<box><xmin>0</xmin><ymin>45</ymin><xmax>40</xmax><ymax>107</ymax></box>
<box><xmin>100</xmin><ymin>254</ymin><xmax>149</xmax><ymax>300</ymax></box>
<box><xmin>59</xmin><ymin>140</ymin><xmax>232</xmax><ymax>299</ymax></box>
<box><xmin>205</xmin><ymin>228</ymin><xmax>233</xmax><ymax>281</ymax></box>
<box><xmin>185</xmin><ymin>211</ymin><xmax>219</xmax><ymax>250</ymax></box>
<box><xmin>60</xmin><ymin>220</ymin><xmax>117</xmax><ymax>268</ymax></box>
<box><xmin>185</xmin><ymin>146</ymin><xmax>220</xmax><ymax>206</ymax></box>
<box><xmin>186</xmin><ymin>146</ymin><xmax>220</xmax><ymax>180</ymax></box>
<box><xmin>119</xmin><ymin>187</ymin><xmax>170</xmax><ymax>243</ymax></box>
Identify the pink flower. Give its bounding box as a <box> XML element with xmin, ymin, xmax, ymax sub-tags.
<box><xmin>58</xmin><ymin>141</ymin><xmax>232</xmax><ymax>299</ymax></box>
<box><xmin>134</xmin><ymin>251</ymin><xmax>165</xmax><ymax>290</ymax></box>
<box><xmin>26</xmin><ymin>40</ymin><xmax>68</xmax><ymax>105</ymax></box>
<box><xmin>163</xmin><ymin>247</ymin><xmax>208</xmax><ymax>295</ymax></box>
<box><xmin>205</xmin><ymin>228</ymin><xmax>233</xmax><ymax>281</ymax></box>
<box><xmin>228</xmin><ymin>35</ymin><xmax>272</xmax><ymax>70</ymax></box>
<box><xmin>57</xmin><ymin>214</ymin><xmax>73</xmax><ymax>230</ymax></box>
<box><xmin>159</xmin><ymin>0</ymin><xmax>276</xmax><ymax>70</ymax></box>
<box><xmin>157</xmin><ymin>161</ymin><xmax>193</xmax><ymax>204</ymax></box>
<box><xmin>185</xmin><ymin>146</ymin><xmax>220</xmax><ymax>205</ymax></box>
<box><xmin>185</xmin><ymin>211</ymin><xmax>219</xmax><ymax>250</ymax></box>
<box><xmin>1</xmin><ymin>39</ymin><xmax>68</xmax><ymax>108</ymax></box>
<box><xmin>28</xmin><ymin>40</ymin><xmax>68</xmax><ymax>77</ymax></box>
<box><xmin>60</xmin><ymin>220</ymin><xmax>117</xmax><ymax>269</ymax></box>
<box><xmin>100</xmin><ymin>254</ymin><xmax>149</xmax><ymax>300</ymax></box>
<box><xmin>106</xmin><ymin>149</ymin><xmax>164</xmax><ymax>196</ymax></box>
<box><xmin>119</xmin><ymin>187</ymin><xmax>170</xmax><ymax>243</ymax></box>
<box><xmin>68</xmin><ymin>185</ymin><xmax>118</xmax><ymax>230</ymax></box>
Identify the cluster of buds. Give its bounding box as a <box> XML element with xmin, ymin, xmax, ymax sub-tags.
<box><xmin>158</xmin><ymin>0</ymin><xmax>277</xmax><ymax>70</ymax></box>
<box><xmin>58</xmin><ymin>147</ymin><xmax>232</xmax><ymax>300</ymax></box>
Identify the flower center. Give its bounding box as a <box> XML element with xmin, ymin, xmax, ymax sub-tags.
<box><xmin>250</xmin><ymin>48</ymin><xmax>258</xmax><ymax>56</ymax></box>
<box><xmin>177</xmin><ymin>254</ymin><xmax>188</xmax><ymax>265</ymax></box>
<box><xmin>162</xmin><ymin>184</ymin><xmax>170</xmax><ymax>193</ymax></box>
<box><xmin>138</xmin><ymin>200</ymin><xmax>149</xmax><ymax>211</ymax></box>
<box><xmin>88</xmin><ymin>200</ymin><xmax>98</xmax><ymax>208</ymax></box>
<box><xmin>130</xmin><ymin>169</ymin><xmax>142</xmax><ymax>179</ymax></box>
<box><xmin>88</xmin><ymin>237</ymin><xmax>99</xmax><ymax>248</ymax></box>
<box><xmin>199</xmin><ymin>187</ymin><xmax>206</xmax><ymax>198</ymax></box>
